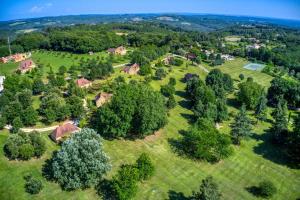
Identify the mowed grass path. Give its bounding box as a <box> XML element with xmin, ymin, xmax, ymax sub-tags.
<box><xmin>0</xmin><ymin>59</ymin><xmax>299</xmax><ymax>200</ymax></box>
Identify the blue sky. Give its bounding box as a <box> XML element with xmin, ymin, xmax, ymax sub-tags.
<box><xmin>1</xmin><ymin>0</ymin><xmax>300</xmax><ymax>21</ymax></box>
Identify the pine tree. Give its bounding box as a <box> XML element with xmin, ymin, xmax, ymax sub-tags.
<box><xmin>230</xmin><ymin>104</ymin><xmax>252</xmax><ymax>145</ymax></box>
<box><xmin>192</xmin><ymin>176</ymin><xmax>221</xmax><ymax>200</ymax></box>
<box><xmin>255</xmin><ymin>91</ymin><xmax>268</xmax><ymax>122</ymax></box>
<box><xmin>271</xmin><ymin>98</ymin><xmax>288</xmax><ymax>143</ymax></box>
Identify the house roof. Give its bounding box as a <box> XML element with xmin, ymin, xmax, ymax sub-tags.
<box><xmin>51</xmin><ymin>123</ymin><xmax>79</xmax><ymax>141</ymax></box>
<box><xmin>95</xmin><ymin>92</ymin><xmax>113</xmax><ymax>101</ymax></box>
<box><xmin>19</xmin><ymin>59</ymin><xmax>34</xmax><ymax>70</ymax></box>
<box><xmin>76</xmin><ymin>78</ymin><xmax>91</xmax><ymax>87</ymax></box>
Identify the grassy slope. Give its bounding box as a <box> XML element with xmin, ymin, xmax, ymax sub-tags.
<box><xmin>0</xmin><ymin>57</ymin><xmax>299</xmax><ymax>200</ymax></box>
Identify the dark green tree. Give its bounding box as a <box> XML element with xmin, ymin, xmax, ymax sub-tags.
<box><xmin>155</xmin><ymin>68</ymin><xmax>167</xmax><ymax>80</ymax></box>
<box><xmin>192</xmin><ymin>176</ymin><xmax>221</xmax><ymax>200</ymax></box>
<box><xmin>230</xmin><ymin>104</ymin><xmax>252</xmax><ymax>145</ymax></box>
<box><xmin>24</xmin><ymin>175</ymin><xmax>43</xmax><ymax>194</ymax></box>
<box><xmin>135</xmin><ymin>153</ymin><xmax>155</xmax><ymax>181</ymax></box>
<box><xmin>255</xmin><ymin>91</ymin><xmax>268</xmax><ymax>122</ymax></box>
<box><xmin>12</xmin><ymin>117</ymin><xmax>23</xmax><ymax>133</ymax></box>
<box><xmin>271</xmin><ymin>98</ymin><xmax>288</xmax><ymax>143</ymax></box>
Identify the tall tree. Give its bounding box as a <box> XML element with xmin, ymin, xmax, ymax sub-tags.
<box><xmin>230</xmin><ymin>104</ymin><xmax>252</xmax><ymax>145</ymax></box>
<box><xmin>50</xmin><ymin>128</ymin><xmax>111</xmax><ymax>190</ymax></box>
<box><xmin>255</xmin><ymin>91</ymin><xmax>268</xmax><ymax>122</ymax></box>
<box><xmin>271</xmin><ymin>98</ymin><xmax>288</xmax><ymax>143</ymax></box>
<box><xmin>192</xmin><ymin>176</ymin><xmax>221</xmax><ymax>200</ymax></box>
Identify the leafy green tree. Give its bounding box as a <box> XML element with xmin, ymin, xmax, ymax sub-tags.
<box><xmin>216</xmin><ymin>98</ymin><xmax>228</xmax><ymax>123</ymax></box>
<box><xmin>30</xmin><ymin>133</ymin><xmax>46</xmax><ymax>158</ymax></box>
<box><xmin>3</xmin><ymin>101</ymin><xmax>22</xmax><ymax>124</ymax></box>
<box><xmin>160</xmin><ymin>84</ymin><xmax>175</xmax><ymax>97</ymax></box>
<box><xmin>0</xmin><ymin>116</ymin><xmax>7</xmax><ymax>129</ymax></box>
<box><xmin>255</xmin><ymin>91</ymin><xmax>268</xmax><ymax>122</ymax></box>
<box><xmin>237</xmin><ymin>79</ymin><xmax>263</xmax><ymax>109</ymax></box>
<box><xmin>51</xmin><ymin>128</ymin><xmax>111</xmax><ymax>190</ymax></box>
<box><xmin>12</xmin><ymin>117</ymin><xmax>23</xmax><ymax>133</ymax></box>
<box><xmin>239</xmin><ymin>74</ymin><xmax>245</xmax><ymax>81</ymax></box>
<box><xmin>67</xmin><ymin>96</ymin><xmax>84</xmax><ymax>119</ymax></box>
<box><xmin>271</xmin><ymin>98</ymin><xmax>288</xmax><ymax>143</ymax></box>
<box><xmin>169</xmin><ymin>77</ymin><xmax>176</xmax><ymax>86</ymax></box>
<box><xmin>139</xmin><ymin>63</ymin><xmax>152</xmax><ymax>76</ymax></box>
<box><xmin>230</xmin><ymin>104</ymin><xmax>252</xmax><ymax>145</ymax></box>
<box><xmin>16</xmin><ymin>89</ymin><xmax>33</xmax><ymax>109</ymax></box>
<box><xmin>19</xmin><ymin>144</ymin><xmax>35</xmax><ymax>160</ymax></box>
<box><xmin>58</xmin><ymin>65</ymin><xmax>67</xmax><ymax>75</ymax></box>
<box><xmin>135</xmin><ymin>153</ymin><xmax>155</xmax><ymax>181</ymax></box>
<box><xmin>287</xmin><ymin>113</ymin><xmax>300</xmax><ymax>163</ymax></box>
<box><xmin>24</xmin><ymin>175</ymin><xmax>43</xmax><ymax>194</ymax></box>
<box><xmin>205</xmin><ymin>69</ymin><xmax>233</xmax><ymax>96</ymax></box>
<box><xmin>192</xmin><ymin>176</ymin><xmax>221</xmax><ymax>200</ymax></box>
<box><xmin>181</xmin><ymin>118</ymin><xmax>233</xmax><ymax>162</ymax></box>
<box><xmin>112</xmin><ymin>165</ymin><xmax>139</xmax><ymax>200</ymax></box>
<box><xmin>155</xmin><ymin>68</ymin><xmax>167</xmax><ymax>80</ymax></box>
<box><xmin>166</xmin><ymin>95</ymin><xmax>177</xmax><ymax>109</ymax></box>
<box><xmin>21</xmin><ymin>106</ymin><xmax>38</xmax><ymax>126</ymax></box>
<box><xmin>92</xmin><ymin>83</ymin><xmax>167</xmax><ymax>138</ymax></box>
<box><xmin>257</xmin><ymin>180</ymin><xmax>277</xmax><ymax>198</ymax></box>
<box><xmin>32</xmin><ymin>78</ymin><xmax>45</xmax><ymax>95</ymax></box>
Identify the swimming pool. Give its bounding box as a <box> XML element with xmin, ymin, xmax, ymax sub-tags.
<box><xmin>243</xmin><ymin>63</ymin><xmax>265</xmax><ymax>71</ymax></box>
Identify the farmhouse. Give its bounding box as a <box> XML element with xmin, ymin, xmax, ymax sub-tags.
<box><xmin>19</xmin><ymin>59</ymin><xmax>36</xmax><ymax>74</ymax></box>
<box><xmin>107</xmin><ymin>46</ymin><xmax>127</xmax><ymax>55</ymax></box>
<box><xmin>95</xmin><ymin>92</ymin><xmax>113</xmax><ymax>107</ymax></box>
<box><xmin>0</xmin><ymin>76</ymin><xmax>5</xmax><ymax>93</ymax></box>
<box><xmin>123</xmin><ymin>63</ymin><xmax>140</xmax><ymax>75</ymax></box>
<box><xmin>76</xmin><ymin>78</ymin><xmax>92</xmax><ymax>88</ymax></box>
<box><xmin>11</xmin><ymin>53</ymin><xmax>27</xmax><ymax>62</ymax></box>
<box><xmin>51</xmin><ymin>123</ymin><xmax>79</xmax><ymax>142</ymax></box>
<box><xmin>0</xmin><ymin>57</ymin><xmax>9</xmax><ymax>63</ymax></box>
<box><xmin>221</xmin><ymin>54</ymin><xmax>235</xmax><ymax>61</ymax></box>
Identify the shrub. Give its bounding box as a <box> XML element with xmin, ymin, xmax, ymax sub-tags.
<box><xmin>4</xmin><ymin>132</ymin><xmax>46</xmax><ymax>160</ymax></box>
<box><xmin>135</xmin><ymin>153</ymin><xmax>155</xmax><ymax>181</ymax></box>
<box><xmin>258</xmin><ymin>180</ymin><xmax>277</xmax><ymax>198</ymax></box>
<box><xmin>181</xmin><ymin>118</ymin><xmax>233</xmax><ymax>163</ymax></box>
<box><xmin>112</xmin><ymin>165</ymin><xmax>139</xmax><ymax>200</ymax></box>
<box><xmin>239</xmin><ymin>73</ymin><xmax>245</xmax><ymax>80</ymax></box>
<box><xmin>192</xmin><ymin>176</ymin><xmax>221</xmax><ymax>200</ymax></box>
<box><xmin>24</xmin><ymin>175</ymin><xmax>43</xmax><ymax>194</ymax></box>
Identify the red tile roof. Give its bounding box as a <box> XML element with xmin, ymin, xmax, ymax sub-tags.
<box><xmin>51</xmin><ymin>123</ymin><xmax>79</xmax><ymax>142</ymax></box>
<box><xmin>76</xmin><ymin>78</ymin><xmax>91</xmax><ymax>87</ymax></box>
<box><xmin>19</xmin><ymin>59</ymin><xmax>34</xmax><ymax>70</ymax></box>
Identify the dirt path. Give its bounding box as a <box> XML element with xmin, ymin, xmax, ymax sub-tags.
<box><xmin>113</xmin><ymin>63</ymin><xmax>129</xmax><ymax>68</ymax></box>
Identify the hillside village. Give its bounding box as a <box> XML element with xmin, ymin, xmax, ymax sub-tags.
<box><xmin>0</xmin><ymin>21</ymin><xmax>299</xmax><ymax>200</ymax></box>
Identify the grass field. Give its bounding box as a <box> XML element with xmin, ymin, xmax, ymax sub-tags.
<box><xmin>205</xmin><ymin>58</ymin><xmax>274</xmax><ymax>87</ymax></box>
<box><xmin>0</xmin><ymin>56</ymin><xmax>299</xmax><ymax>200</ymax></box>
<box><xmin>0</xmin><ymin>50</ymin><xmax>131</xmax><ymax>78</ymax></box>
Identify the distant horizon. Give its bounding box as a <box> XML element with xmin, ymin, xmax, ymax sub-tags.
<box><xmin>1</xmin><ymin>0</ymin><xmax>299</xmax><ymax>22</ymax></box>
<box><xmin>2</xmin><ymin>12</ymin><xmax>300</xmax><ymax>23</ymax></box>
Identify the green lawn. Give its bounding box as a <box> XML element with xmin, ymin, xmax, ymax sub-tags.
<box><xmin>0</xmin><ymin>57</ymin><xmax>299</xmax><ymax>200</ymax></box>
<box><xmin>0</xmin><ymin>62</ymin><xmax>19</xmax><ymax>76</ymax></box>
<box><xmin>205</xmin><ymin>58</ymin><xmax>274</xmax><ymax>87</ymax></box>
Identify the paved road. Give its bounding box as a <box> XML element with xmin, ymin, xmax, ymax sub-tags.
<box><xmin>4</xmin><ymin>120</ymin><xmax>74</xmax><ymax>133</ymax></box>
<box><xmin>113</xmin><ymin>63</ymin><xmax>129</xmax><ymax>68</ymax></box>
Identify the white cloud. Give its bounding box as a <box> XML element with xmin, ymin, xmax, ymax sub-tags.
<box><xmin>29</xmin><ymin>3</ymin><xmax>53</xmax><ymax>13</ymax></box>
<box><xmin>30</xmin><ymin>6</ymin><xmax>44</xmax><ymax>13</ymax></box>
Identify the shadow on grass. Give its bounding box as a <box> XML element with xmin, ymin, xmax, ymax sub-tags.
<box><xmin>175</xmin><ymin>90</ymin><xmax>187</xmax><ymax>98</ymax></box>
<box><xmin>42</xmin><ymin>151</ymin><xmax>57</xmax><ymax>181</ymax></box>
<box><xmin>251</xmin><ymin>131</ymin><xmax>299</xmax><ymax>169</ymax></box>
<box><xmin>168</xmin><ymin>138</ymin><xmax>185</xmax><ymax>157</ymax></box>
<box><xmin>180</xmin><ymin>113</ymin><xmax>194</xmax><ymax>124</ymax></box>
<box><xmin>95</xmin><ymin>179</ymin><xmax>115</xmax><ymax>200</ymax></box>
<box><xmin>168</xmin><ymin>190</ymin><xmax>190</xmax><ymax>200</ymax></box>
<box><xmin>226</xmin><ymin>97</ymin><xmax>241</xmax><ymax>109</ymax></box>
<box><xmin>245</xmin><ymin>186</ymin><xmax>260</xmax><ymax>197</ymax></box>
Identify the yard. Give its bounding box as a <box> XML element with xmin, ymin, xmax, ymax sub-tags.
<box><xmin>0</xmin><ymin>55</ymin><xmax>299</xmax><ymax>200</ymax></box>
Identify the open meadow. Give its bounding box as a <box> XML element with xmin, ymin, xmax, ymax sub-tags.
<box><xmin>0</xmin><ymin>53</ymin><xmax>299</xmax><ymax>200</ymax></box>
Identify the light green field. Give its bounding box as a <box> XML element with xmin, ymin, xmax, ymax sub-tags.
<box><xmin>0</xmin><ymin>57</ymin><xmax>299</xmax><ymax>200</ymax></box>
<box><xmin>205</xmin><ymin>58</ymin><xmax>274</xmax><ymax>87</ymax></box>
<box><xmin>0</xmin><ymin>62</ymin><xmax>19</xmax><ymax>76</ymax></box>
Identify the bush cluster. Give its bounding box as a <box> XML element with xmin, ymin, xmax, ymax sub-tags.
<box><xmin>4</xmin><ymin>132</ymin><xmax>46</xmax><ymax>160</ymax></box>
